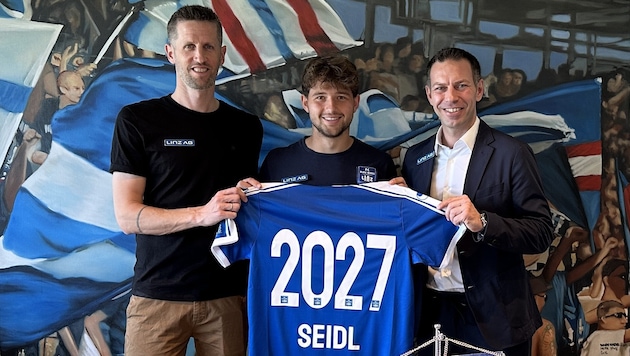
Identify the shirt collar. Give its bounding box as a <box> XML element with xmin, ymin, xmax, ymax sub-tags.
<box><xmin>434</xmin><ymin>117</ymin><xmax>480</xmax><ymax>153</ymax></box>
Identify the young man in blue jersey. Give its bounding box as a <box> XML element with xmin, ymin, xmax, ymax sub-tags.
<box><xmin>110</xmin><ymin>5</ymin><xmax>262</xmax><ymax>356</ymax></box>
<box><xmin>255</xmin><ymin>54</ymin><xmax>404</xmax><ymax>186</ymax></box>
<box><xmin>401</xmin><ymin>47</ymin><xmax>554</xmax><ymax>355</ymax></box>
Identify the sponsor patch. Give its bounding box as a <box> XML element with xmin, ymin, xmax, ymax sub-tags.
<box><xmin>416</xmin><ymin>151</ymin><xmax>436</xmax><ymax>165</ymax></box>
<box><xmin>282</xmin><ymin>174</ymin><xmax>309</xmax><ymax>183</ymax></box>
<box><xmin>163</xmin><ymin>139</ymin><xmax>195</xmax><ymax>147</ymax></box>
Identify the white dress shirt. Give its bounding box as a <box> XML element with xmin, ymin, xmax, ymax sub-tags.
<box><xmin>427</xmin><ymin>117</ymin><xmax>480</xmax><ymax>292</ymax></box>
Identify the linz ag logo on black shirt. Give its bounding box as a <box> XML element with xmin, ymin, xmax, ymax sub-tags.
<box><xmin>164</xmin><ymin>139</ymin><xmax>195</xmax><ymax>147</ymax></box>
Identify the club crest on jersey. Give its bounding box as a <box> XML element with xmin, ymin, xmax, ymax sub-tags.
<box><xmin>416</xmin><ymin>151</ymin><xmax>436</xmax><ymax>165</ymax></box>
<box><xmin>357</xmin><ymin>166</ymin><xmax>377</xmax><ymax>183</ymax></box>
<box><xmin>282</xmin><ymin>174</ymin><xmax>309</xmax><ymax>183</ymax></box>
<box><xmin>163</xmin><ymin>139</ymin><xmax>195</xmax><ymax>147</ymax></box>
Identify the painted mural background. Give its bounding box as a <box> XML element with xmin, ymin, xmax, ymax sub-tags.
<box><xmin>0</xmin><ymin>0</ymin><xmax>629</xmax><ymax>355</ymax></box>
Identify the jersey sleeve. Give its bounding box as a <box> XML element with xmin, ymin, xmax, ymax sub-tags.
<box><xmin>211</xmin><ymin>219</ymin><xmax>241</xmax><ymax>267</ymax></box>
<box><xmin>400</xmin><ymin>188</ymin><xmax>466</xmax><ymax>267</ymax></box>
<box><xmin>357</xmin><ymin>182</ymin><xmax>465</xmax><ymax>268</ymax></box>
<box><xmin>211</xmin><ymin>191</ymin><xmax>261</xmax><ymax>267</ymax></box>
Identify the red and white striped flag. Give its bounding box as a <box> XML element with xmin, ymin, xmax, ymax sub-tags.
<box><xmin>565</xmin><ymin>141</ymin><xmax>602</xmax><ymax>191</ymax></box>
<box><xmin>124</xmin><ymin>0</ymin><xmax>362</xmax><ymax>75</ymax></box>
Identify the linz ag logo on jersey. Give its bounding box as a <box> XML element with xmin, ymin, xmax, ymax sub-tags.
<box><xmin>282</xmin><ymin>174</ymin><xmax>309</xmax><ymax>183</ymax></box>
<box><xmin>164</xmin><ymin>139</ymin><xmax>195</xmax><ymax>147</ymax></box>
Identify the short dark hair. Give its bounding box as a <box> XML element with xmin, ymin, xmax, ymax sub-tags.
<box><xmin>167</xmin><ymin>5</ymin><xmax>223</xmax><ymax>44</ymax></box>
<box><xmin>426</xmin><ymin>47</ymin><xmax>482</xmax><ymax>85</ymax></box>
<box><xmin>300</xmin><ymin>55</ymin><xmax>359</xmax><ymax>97</ymax></box>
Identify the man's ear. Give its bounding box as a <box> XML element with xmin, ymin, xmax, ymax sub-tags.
<box><xmin>301</xmin><ymin>95</ymin><xmax>309</xmax><ymax>113</ymax></box>
<box><xmin>425</xmin><ymin>85</ymin><xmax>432</xmax><ymax>103</ymax></box>
<box><xmin>476</xmin><ymin>79</ymin><xmax>485</xmax><ymax>101</ymax></box>
<box><xmin>165</xmin><ymin>44</ymin><xmax>175</xmax><ymax>64</ymax></box>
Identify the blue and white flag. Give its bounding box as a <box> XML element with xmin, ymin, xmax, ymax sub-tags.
<box><xmin>0</xmin><ymin>19</ymin><xmax>60</xmax><ymax>166</ymax></box>
<box><xmin>0</xmin><ymin>0</ymin><xmax>31</xmax><ymax>19</ymax></box>
<box><xmin>0</xmin><ymin>58</ymin><xmax>173</xmax><ymax>348</ymax></box>
<box><xmin>0</xmin><ymin>56</ymin><xmax>263</xmax><ymax>347</ymax></box>
<box><xmin>481</xmin><ymin>79</ymin><xmax>602</xmax><ymax>231</ymax></box>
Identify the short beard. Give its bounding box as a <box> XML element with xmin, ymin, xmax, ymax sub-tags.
<box><xmin>178</xmin><ymin>65</ymin><xmax>215</xmax><ymax>90</ymax></box>
<box><xmin>312</xmin><ymin>122</ymin><xmax>350</xmax><ymax>138</ymax></box>
<box><xmin>182</xmin><ymin>73</ymin><xmax>214</xmax><ymax>90</ymax></box>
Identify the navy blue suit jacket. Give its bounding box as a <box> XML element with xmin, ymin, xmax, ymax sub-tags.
<box><xmin>401</xmin><ymin>119</ymin><xmax>553</xmax><ymax>349</ymax></box>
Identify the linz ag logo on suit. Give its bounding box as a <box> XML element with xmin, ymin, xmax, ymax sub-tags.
<box><xmin>164</xmin><ymin>139</ymin><xmax>195</xmax><ymax>147</ymax></box>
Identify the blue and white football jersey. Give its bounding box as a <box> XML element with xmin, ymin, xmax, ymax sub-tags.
<box><xmin>212</xmin><ymin>182</ymin><xmax>465</xmax><ymax>356</ymax></box>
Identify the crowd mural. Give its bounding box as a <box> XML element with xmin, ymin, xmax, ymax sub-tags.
<box><xmin>0</xmin><ymin>0</ymin><xmax>629</xmax><ymax>355</ymax></box>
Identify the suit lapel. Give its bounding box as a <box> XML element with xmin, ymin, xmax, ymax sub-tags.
<box><xmin>463</xmin><ymin>120</ymin><xmax>494</xmax><ymax>200</ymax></box>
<box><xmin>416</xmin><ymin>136</ymin><xmax>437</xmax><ymax>195</ymax></box>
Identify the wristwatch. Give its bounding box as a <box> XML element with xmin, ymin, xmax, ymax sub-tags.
<box><xmin>477</xmin><ymin>212</ymin><xmax>488</xmax><ymax>242</ymax></box>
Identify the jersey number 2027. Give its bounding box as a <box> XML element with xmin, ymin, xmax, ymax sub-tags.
<box><xmin>270</xmin><ymin>229</ymin><xmax>395</xmax><ymax>312</ymax></box>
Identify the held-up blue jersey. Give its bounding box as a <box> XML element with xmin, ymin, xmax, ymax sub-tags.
<box><xmin>212</xmin><ymin>182</ymin><xmax>465</xmax><ymax>356</ymax></box>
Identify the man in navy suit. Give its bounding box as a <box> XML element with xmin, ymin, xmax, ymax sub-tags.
<box><xmin>402</xmin><ymin>47</ymin><xmax>553</xmax><ymax>355</ymax></box>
